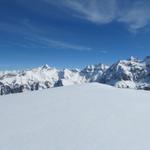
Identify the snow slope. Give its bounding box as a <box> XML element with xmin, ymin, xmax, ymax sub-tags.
<box><xmin>0</xmin><ymin>83</ymin><xmax>150</xmax><ymax>150</ymax></box>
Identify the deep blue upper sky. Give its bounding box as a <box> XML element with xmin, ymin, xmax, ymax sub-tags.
<box><xmin>0</xmin><ymin>0</ymin><xmax>150</xmax><ymax>70</ymax></box>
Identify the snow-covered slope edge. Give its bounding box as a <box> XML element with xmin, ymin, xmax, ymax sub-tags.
<box><xmin>0</xmin><ymin>83</ymin><xmax>150</xmax><ymax>150</ymax></box>
<box><xmin>0</xmin><ymin>56</ymin><xmax>150</xmax><ymax>95</ymax></box>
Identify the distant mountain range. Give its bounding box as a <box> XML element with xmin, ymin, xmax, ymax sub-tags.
<box><xmin>0</xmin><ymin>56</ymin><xmax>150</xmax><ymax>95</ymax></box>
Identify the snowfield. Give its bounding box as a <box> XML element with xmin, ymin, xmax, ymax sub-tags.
<box><xmin>0</xmin><ymin>83</ymin><xmax>150</xmax><ymax>150</ymax></box>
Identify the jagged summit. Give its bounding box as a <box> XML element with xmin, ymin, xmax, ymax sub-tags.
<box><xmin>41</xmin><ymin>64</ymin><xmax>50</xmax><ymax>69</ymax></box>
<box><xmin>81</xmin><ymin>63</ymin><xmax>109</xmax><ymax>82</ymax></box>
<box><xmin>0</xmin><ymin>56</ymin><xmax>150</xmax><ymax>95</ymax></box>
<box><xmin>128</xmin><ymin>56</ymin><xmax>140</xmax><ymax>62</ymax></box>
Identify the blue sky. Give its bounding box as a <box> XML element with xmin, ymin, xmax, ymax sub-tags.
<box><xmin>0</xmin><ymin>0</ymin><xmax>150</xmax><ymax>69</ymax></box>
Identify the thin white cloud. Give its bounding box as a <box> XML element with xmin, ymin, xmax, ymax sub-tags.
<box><xmin>62</xmin><ymin>0</ymin><xmax>117</xmax><ymax>24</ymax></box>
<box><xmin>0</xmin><ymin>20</ymin><xmax>93</xmax><ymax>51</ymax></box>
<box><xmin>35</xmin><ymin>37</ymin><xmax>93</xmax><ymax>51</ymax></box>
<box><xmin>46</xmin><ymin>0</ymin><xmax>150</xmax><ymax>31</ymax></box>
<box><xmin>118</xmin><ymin>1</ymin><xmax>150</xmax><ymax>30</ymax></box>
<box><xmin>49</xmin><ymin>40</ymin><xmax>92</xmax><ymax>51</ymax></box>
<box><xmin>46</xmin><ymin>0</ymin><xmax>118</xmax><ymax>24</ymax></box>
<box><xmin>22</xmin><ymin>36</ymin><xmax>108</xmax><ymax>54</ymax></box>
<box><xmin>20</xmin><ymin>34</ymin><xmax>92</xmax><ymax>51</ymax></box>
<box><xmin>99</xmin><ymin>50</ymin><xmax>108</xmax><ymax>54</ymax></box>
<box><xmin>1</xmin><ymin>33</ymin><xmax>93</xmax><ymax>52</ymax></box>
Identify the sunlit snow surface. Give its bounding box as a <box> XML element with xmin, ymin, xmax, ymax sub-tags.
<box><xmin>0</xmin><ymin>83</ymin><xmax>150</xmax><ymax>150</ymax></box>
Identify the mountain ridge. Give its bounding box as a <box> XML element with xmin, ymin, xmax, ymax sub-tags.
<box><xmin>0</xmin><ymin>56</ymin><xmax>150</xmax><ymax>95</ymax></box>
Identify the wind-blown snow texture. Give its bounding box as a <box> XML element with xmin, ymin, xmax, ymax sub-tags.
<box><xmin>0</xmin><ymin>83</ymin><xmax>150</xmax><ymax>150</ymax></box>
<box><xmin>0</xmin><ymin>56</ymin><xmax>150</xmax><ymax>95</ymax></box>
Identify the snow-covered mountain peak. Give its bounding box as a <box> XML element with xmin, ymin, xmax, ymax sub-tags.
<box><xmin>81</xmin><ymin>63</ymin><xmax>109</xmax><ymax>82</ymax></box>
<box><xmin>0</xmin><ymin>56</ymin><xmax>150</xmax><ymax>95</ymax></box>
<box><xmin>82</xmin><ymin>64</ymin><xmax>109</xmax><ymax>73</ymax></box>
<box><xmin>40</xmin><ymin>64</ymin><xmax>51</xmax><ymax>70</ymax></box>
<box><xmin>128</xmin><ymin>56</ymin><xmax>140</xmax><ymax>62</ymax></box>
<box><xmin>102</xmin><ymin>57</ymin><xmax>149</xmax><ymax>89</ymax></box>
